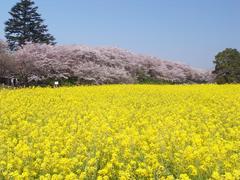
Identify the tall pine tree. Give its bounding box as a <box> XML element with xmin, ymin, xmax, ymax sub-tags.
<box><xmin>5</xmin><ymin>0</ymin><xmax>56</xmax><ymax>50</ymax></box>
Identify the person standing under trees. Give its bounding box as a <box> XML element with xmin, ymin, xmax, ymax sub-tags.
<box><xmin>5</xmin><ymin>0</ymin><xmax>56</xmax><ymax>51</ymax></box>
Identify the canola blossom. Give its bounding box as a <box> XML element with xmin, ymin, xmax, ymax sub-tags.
<box><xmin>0</xmin><ymin>85</ymin><xmax>240</xmax><ymax>179</ymax></box>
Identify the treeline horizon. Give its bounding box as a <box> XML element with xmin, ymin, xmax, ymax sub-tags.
<box><xmin>1</xmin><ymin>0</ymin><xmax>240</xmax><ymax>86</ymax></box>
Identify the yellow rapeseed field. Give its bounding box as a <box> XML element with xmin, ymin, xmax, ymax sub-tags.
<box><xmin>0</xmin><ymin>85</ymin><xmax>240</xmax><ymax>180</ymax></box>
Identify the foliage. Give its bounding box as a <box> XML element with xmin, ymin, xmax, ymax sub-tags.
<box><xmin>14</xmin><ymin>43</ymin><xmax>213</xmax><ymax>85</ymax></box>
<box><xmin>0</xmin><ymin>85</ymin><xmax>240</xmax><ymax>179</ymax></box>
<box><xmin>5</xmin><ymin>0</ymin><xmax>56</xmax><ymax>50</ymax></box>
<box><xmin>136</xmin><ymin>69</ymin><xmax>175</xmax><ymax>84</ymax></box>
<box><xmin>213</xmin><ymin>48</ymin><xmax>240</xmax><ymax>84</ymax></box>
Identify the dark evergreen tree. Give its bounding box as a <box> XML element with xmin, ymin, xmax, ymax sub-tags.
<box><xmin>213</xmin><ymin>48</ymin><xmax>240</xmax><ymax>84</ymax></box>
<box><xmin>5</xmin><ymin>0</ymin><xmax>56</xmax><ymax>50</ymax></box>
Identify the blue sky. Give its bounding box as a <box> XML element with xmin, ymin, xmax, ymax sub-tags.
<box><xmin>1</xmin><ymin>0</ymin><xmax>240</xmax><ymax>69</ymax></box>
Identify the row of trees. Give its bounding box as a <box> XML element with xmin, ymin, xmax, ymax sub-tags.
<box><xmin>1</xmin><ymin>42</ymin><xmax>213</xmax><ymax>86</ymax></box>
<box><xmin>1</xmin><ymin>0</ymin><xmax>240</xmax><ymax>85</ymax></box>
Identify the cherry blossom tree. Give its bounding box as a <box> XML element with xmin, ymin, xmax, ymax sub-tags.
<box><xmin>0</xmin><ymin>40</ymin><xmax>16</xmax><ymax>78</ymax></box>
<box><xmin>14</xmin><ymin>43</ymin><xmax>213</xmax><ymax>85</ymax></box>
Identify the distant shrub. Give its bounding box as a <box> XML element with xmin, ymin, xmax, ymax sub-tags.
<box><xmin>136</xmin><ymin>69</ymin><xmax>174</xmax><ymax>84</ymax></box>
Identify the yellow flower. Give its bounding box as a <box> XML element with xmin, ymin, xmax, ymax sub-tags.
<box><xmin>136</xmin><ymin>168</ymin><xmax>148</xmax><ymax>177</ymax></box>
<box><xmin>179</xmin><ymin>174</ymin><xmax>191</xmax><ymax>180</ymax></box>
<box><xmin>103</xmin><ymin>175</ymin><xmax>109</xmax><ymax>180</ymax></box>
<box><xmin>224</xmin><ymin>172</ymin><xmax>234</xmax><ymax>180</ymax></box>
<box><xmin>233</xmin><ymin>170</ymin><xmax>240</xmax><ymax>179</ymax></box>
<box><xmin>165</xmin><ymin>175</ymin><xmax>175</xmax><ymax>180</ymax></box>
<box><xmin>0</xmin><ymin>85</ymin><xmax>239</xmax><ymax>178</ymax></box>
<box><xmin>187</xmin><ymin>165</ymin><xmax>197</xmax><ymax>176</ymax></box>
<box><xmin>211</xmin><ymin>171</ymin><xmax>221</xmax><ymax>180</ymax></box>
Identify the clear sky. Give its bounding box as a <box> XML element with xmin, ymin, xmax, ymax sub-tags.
<box><xmin>1</xmin><ymin>0</ymin><xmax>240</xmax><ymax>69</ymax></box>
